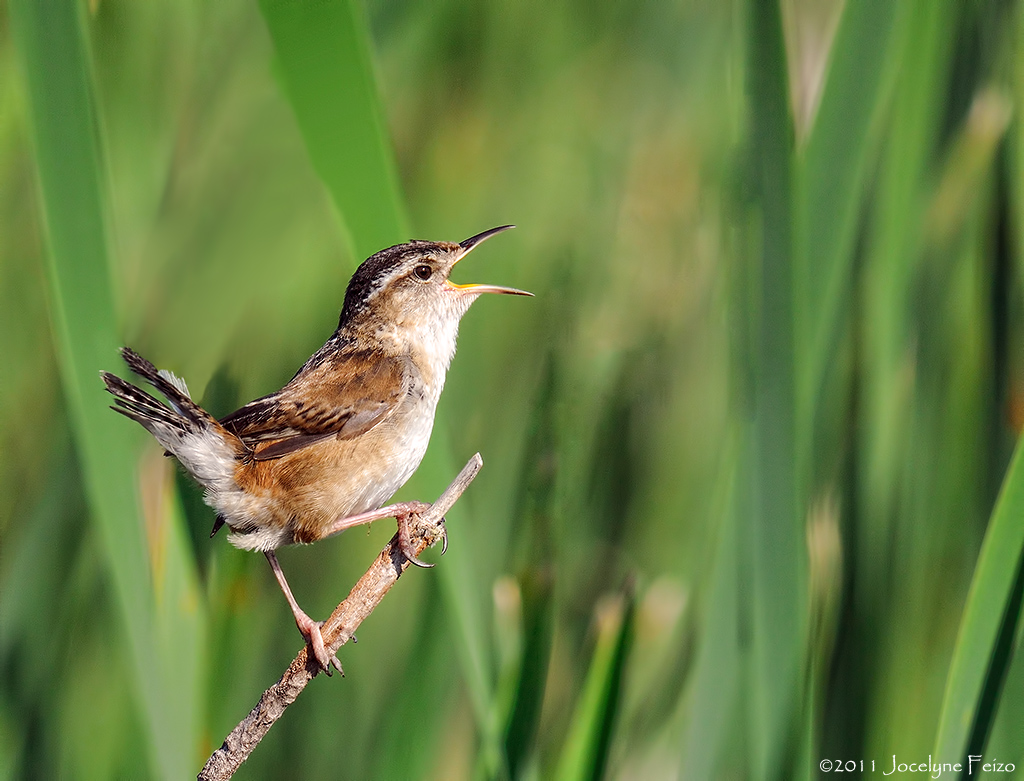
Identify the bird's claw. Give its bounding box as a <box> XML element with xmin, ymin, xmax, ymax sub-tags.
<box><xmin>401</xmin><ymin>538</ymin><xmax>435</xmax><ymax>568</ymax></box>
<box><xmin>304</xmin><ymin>619</ymin><xmax>343</xmax><ymax>676</ymax></box>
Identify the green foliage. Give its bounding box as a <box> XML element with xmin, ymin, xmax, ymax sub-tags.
<box><xmin>3</xmin><ymin>0</ymin><xmax>1023</xmax><ymax>778</ymax></box>
<box><xmin>9</xmin><ymin>0</ymin><xmax>201</xmax><ymax>776</ymax></box>
<box><xmin>935</xmin><ymin>439</ymin><xmax>1024</xmax><ymax>763</ymax></box>
<box><xmin>258</xmin><ymin>0</ymin><xmax>408</xmax><ymax>256</ymax></box>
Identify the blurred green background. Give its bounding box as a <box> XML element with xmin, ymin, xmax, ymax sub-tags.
<box><xmin>3</xmin><ymin>0</ymin><xmax>1024</xmax><ymax>778</ymax></box>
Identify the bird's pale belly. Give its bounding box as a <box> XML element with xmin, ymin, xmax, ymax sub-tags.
<box><xmin>217</xmin><ymin>400</ymin><xmax>437</xmax><ymax>551</ymax></box>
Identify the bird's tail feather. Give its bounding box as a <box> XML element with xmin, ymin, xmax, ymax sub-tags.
<box><xmin>101</xmin><ymin>347</ymin><xmax>219</xmax><ymax>444</ymax></box>
<box><xmin>101</xmin><ymin>347</ymin><xmax>243</xmax><ymax>493</ymax></box>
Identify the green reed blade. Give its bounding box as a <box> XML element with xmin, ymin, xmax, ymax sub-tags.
<box><xmin>795</xmin><ymin>0</ymin><xmax>901</xmax><ymax>415</ymax></box>
<box><xmin>745</xmin><ymin>0</ymin><xmax>806</xmax><ymax>775</ymax></box>
<box><xmin>258</xmin><ymin>0</ymin><xmax>409</xmax><ymax>257</ymax></box>
<box><xmin>933</xmin><ymin>438</ymin><xmax>1024</xmax><ymax>762</ymax></box>
<box><xmin>554</xmin><ymin>586</ymin><xmax>635</xmax><ymax>781</ymax></box>
<box><xmin>9</xmin><ymin>0</ymin><xmax>202</xmax><ymax>776</ymax></box>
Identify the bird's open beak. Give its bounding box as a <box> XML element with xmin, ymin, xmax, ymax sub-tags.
<box><xmin>458</xmin><ymin>224</ymin><xmax>516</xmax><ymax>254</ymax></box>
<box><xmin>448</xmin><ymin>225</ymin><xmax>533</xmax><ymax>297</ymax></box>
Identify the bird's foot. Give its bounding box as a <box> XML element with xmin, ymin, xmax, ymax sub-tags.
<box><xmin>294</xmin><ymin>612</ymin><xmax>343</xmax><ymax>676</ymax></box>
<box><xmin>395</xmin><ymin>501</ymin><xmax>446</xmax><ymax>568</ymax></box>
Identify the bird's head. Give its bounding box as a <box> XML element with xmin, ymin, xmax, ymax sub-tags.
<box><xmin>338</xmin><ymin>226</ymin><xmax>531</xmax><ymax>357</ymax></box>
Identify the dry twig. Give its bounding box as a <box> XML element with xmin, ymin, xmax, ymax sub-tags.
<box><xmin>197</xmin><ymin>453</ymin><xmax>484</xmax><ymax>780</ymax></box>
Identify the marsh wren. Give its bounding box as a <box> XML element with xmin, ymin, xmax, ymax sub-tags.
<box><xmin>101</xmin><ymin>225</ymin><xmax>529</xmax><ymax>673</ymax></box>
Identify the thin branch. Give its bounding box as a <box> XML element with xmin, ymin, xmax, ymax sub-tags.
<box><xmin>198</xmin><ymin>453</ymin><xmax>484</xmax><ymax>781</ymax></box>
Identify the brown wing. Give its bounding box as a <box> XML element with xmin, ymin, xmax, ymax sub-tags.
<box><xmin>220</xmin><ymin>350</ymin><xmax>411</xmax><ymax>461</ymax></box>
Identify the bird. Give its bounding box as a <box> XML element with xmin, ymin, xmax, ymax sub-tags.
<box><xmin>100</xmin><ymin>225</ymin><xmax>530</xmax><ymax>673</ymax></box>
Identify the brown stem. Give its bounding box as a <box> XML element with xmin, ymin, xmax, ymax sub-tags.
<box><xmin>197</xmin><ymin>453</ymin><xmax>484</xmax><ymax>781</ymax></box>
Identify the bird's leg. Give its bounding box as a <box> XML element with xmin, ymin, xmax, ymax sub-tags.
<box><xmin>264</xmin><ymin>550</ymin><xmax>343</xmax><ymax>676</ymax></box>
<box><xmin>324</xmin><ymin>501</ymin><xmax>445</xmax><ymax>568</ymax></box>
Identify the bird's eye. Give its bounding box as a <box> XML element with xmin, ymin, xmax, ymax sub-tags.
<box><xmin>413</xmin><ymin>264</ymin><xmax>433</xmax><ymax>281</ymax></box>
